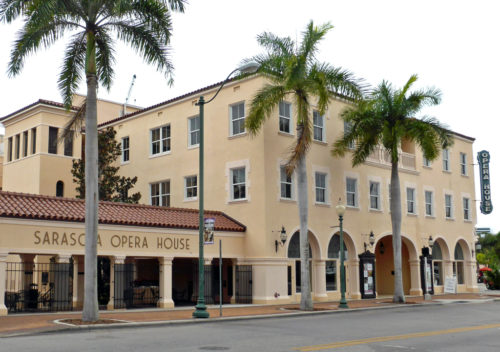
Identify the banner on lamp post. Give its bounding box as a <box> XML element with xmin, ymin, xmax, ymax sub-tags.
<box><xmin>478</xmin><ymin>150</ymin><xmax>493</xmax><ymax>215</ymax></box>
<box><xmin>204</xmin><ymin>217</ymin><xmax>215</xmax><ymax>244</ymax></box>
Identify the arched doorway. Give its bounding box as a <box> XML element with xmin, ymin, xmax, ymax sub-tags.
<box><xmin>327</xmin><ymin>232</ymin><xmax>357</xmax><ymax>297</ymax></box>
<box><xmin>287</xmin><ymin>231</ymin><xmax>320</xmax><ymax>297</ymax></box>
<box><xmin>375</xmin><ymin>235</ymin><xmax>415</xmax><ymax>295</ymax></box>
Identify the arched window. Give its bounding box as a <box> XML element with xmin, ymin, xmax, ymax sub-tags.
<box><xmin>325</xmin><ymin>234</ymin><xmax>348</xmax><ymax>291</ymax></box>
<box><xmin>287</xmin><ymin>231</ymin><xmax>312</xmax><ymax>294</ymax></box>
<box><xmin>454</xmin><ymin>243</ymin><xmax>465</xmax><ymax>284</ymax></box>
<box><xmin>432</xmin><ymin>241</ymin><xmax>443</xmax><ymax>285</ymax></box>
<box><xmin>56</xmin><ymin>181</ymin><xmax>64</xmax><ymax>197</ymax></box>
<box><xmin>327</xmin><ymin>234</ymin><xmax>348</xmax><ymax>259</ymax></box>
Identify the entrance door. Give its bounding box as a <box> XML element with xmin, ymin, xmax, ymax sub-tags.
<box><xmin>235</xmin><ymin>265</ymin><xmax>252</xmax><ymax>303</ymax></box>
<box><xmin>375</xmin><ymin>236</ymin><xmax>411</xmax><ymax>295</ymax></box>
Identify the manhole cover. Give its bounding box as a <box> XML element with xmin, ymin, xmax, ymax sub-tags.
<box><xmin>199</xmin><ymin>347</ymin><xmax>230</xmax><ymax>351</ymax></box>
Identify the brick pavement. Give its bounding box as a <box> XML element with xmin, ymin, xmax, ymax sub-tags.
<box><xmin>0</xmin><ymin>293</ymin><xmax>498</xmax><ymax>337</ymax></box>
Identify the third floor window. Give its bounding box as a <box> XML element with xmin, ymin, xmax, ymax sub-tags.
<box><xmin>313</xmin><ymin>111</ymin><xmax>325</xmax><ymax>142</ymax></box>
<box><xmin>48</xmin><ymin>127</ymin><xmax>58</xmax><ymax>154</ymax></box>
<box><xmin>279</xmin><ymin>102</ymin><xmax>292</xmax><ymax>134</ymax></box>
<box><xmin>230</xmin><ymin>102</ymin><xmax>245</xmax><ymax>136</ymax></box>
<box><xmin>151</xmin><ymin>125</ymin><xmax>171</xmax><ymax>155</ymax></box>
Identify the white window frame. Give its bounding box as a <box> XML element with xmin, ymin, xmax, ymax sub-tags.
<box><xmin>407</xmin><ymin>187</ymin><xmax>416</xmax><ymax>214</ymax></box>
<box><xmin>229</xmin><ymin>102</ymin><xmax>246</xmax><ymax>136</ymax></box>
<box><xmin>313</xmin><ymin>111</ymin><xmax>325</xmax><ymax>142</ymax></box>
<box><xmin>346</xmin><ymin>177</ymin><xmax>358</xmax><ymax>207</ymax></box>
<box><xmin>150</xmin><ymin>180</ymin><xmax>170</xmax><ymax>207</ymax></box>
<box><xmin>463</xmin><ymin>197</ymin><xmax>470</xmax><ymax>220</ymax></box>
<box><xmin>184</xmin><ymin>175</ymin><xmax>198</xmax><ymax>200</ymax></box>
<box><xmin>445</xmin><ymin>194</ymin><xmax>453</xmax><ymax>219</ymax></box>
<box><xmin>121</xmin><ymin>136</ymin><xmax>130</xmax><ymax>163</ymax></box>
<box><xmin>425</xmin><ymin>190</ymin><xmax>434</xmax><ymax>216</ymax></box>
<box><xmin>315</xmin><ymin>172</ymin><xmax>327</xmax><ymax>204</ymax></box>
<box><xmin>460</xmin><ymin>152</ymin><xmax>467</xmax><ymax>176</ymax></box>
<box><xmin>423</xmin><ymin>155</ymin><xmax>431</xmax><ymax>167</ymax></box>
<box><xmin>231</xmin><ymin>167</ymin><xmax>247</xmax><ymax>201</ymax></box>
<box><xmin>279</xmin><ymin>101</ymin><xmax>292</xmax><ymax>134</ymax></box>
<box><xmin>442</xmin><ymin>149</ymin><xmax>450</xmax><ymax>171</ymax></box>
<box><xmin>369</xmin><ymin>181</ymin><xmax>381</xmax><ymax>210</ymax></box>
<box><xmin>150</xmin><ymin>124</ymin><xmax>171</xmax><ymax>156</ymax></box>
<box><xmin>344</xmin><ymin>121</ymin><xmax>355</xmax><ymax>149</ymax></box>
<box><xmin>188</xmin><ymin>115</ymin><xmax>200</xmax><ymax>148</ymax></box>
<box><xmin>280</xmin><ymin>165</ymin><xmax>293</xmax><ymax>200</ymax></box>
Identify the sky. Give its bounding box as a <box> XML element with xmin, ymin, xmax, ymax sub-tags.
<box><xmin>0</xmin><ymin>0</ymin><xmax>499</xmax><ymax>232</ymax></box>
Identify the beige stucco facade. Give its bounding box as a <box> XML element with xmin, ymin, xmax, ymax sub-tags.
<box><xmin>0</xmin><ymin>74</ymin><xmax>478</xmax><ymax>315</ymax></box>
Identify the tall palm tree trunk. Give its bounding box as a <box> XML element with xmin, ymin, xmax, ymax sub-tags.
<box><xmin>82</xmin><ymin>33</ymin><xmax>99</xmax><ymax>322</ymax></box>
<box><xmin>297</xmin><ymin>131</ymin><xmax>312</xmax><ymax>311</ymax></box>
<box><xmin>390</xmin><ymin>160</ymin><xmax>405</xmax><ymax>303</ymax></box>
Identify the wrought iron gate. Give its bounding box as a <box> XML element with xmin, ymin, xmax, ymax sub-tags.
<box><xmin>193</xmin><ymin>264</ymin><xmax>214</xmax><ymax>304</ymax></box>
<box><xmin>235</xmin><ymin>265</ymin><xmax>252</xmax><ymax>303</ymax></box>
<box><xmin>113</xmin><ymin>263</ymin><xmax>159</xmax><ymax>309</ymax></box>
<box><xmin>5</xmin><ymin>261</ymin><xmax>73</xmax><ymax>313</ymax></box>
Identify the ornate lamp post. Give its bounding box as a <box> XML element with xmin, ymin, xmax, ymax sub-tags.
<box><xmin>335</xmin><ymin>199</ymin><xmax>348</xmax><ymax>309</ymax></box>
<box><xmin>193</xmin><ymin>62</ymin><xmax>258</xmax><ymax>319</ymax></box>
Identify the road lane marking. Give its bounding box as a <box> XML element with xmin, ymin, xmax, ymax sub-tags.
<box><xmin>295</xmin><ymin>323</ymin><xmax>500</xmax><ymax>351</ymax></box>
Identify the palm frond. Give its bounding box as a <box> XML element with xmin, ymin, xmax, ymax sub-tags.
<box><xmin>246</xmin><ymin>84</ymin><xmax>286</xmax><ymax>135</ymax></box>
<box><xmin>95</xmin><ymin>28</ymin><xmax>115</xmax><ymax>91</ymax></box>
<box><xmin>0</xmin><ymin>0</ymin><xmax>30</xmax><ymax>22</ymax></box>
<box><xmin>61</xmin><ymin>100</ymin><xmax>86</xmax><ymax>139</ymax></box>
<box><xmin>58</xmin><ymin>32</ymin><xmax>86</xmax><ymax>108</ymax></box>
<box><xmin>299</xmin><ymin>21</ymin><xmax>333</xmax><ymax>64</ymax></box>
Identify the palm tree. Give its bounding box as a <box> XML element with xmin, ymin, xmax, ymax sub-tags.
<box><xmin>332</xmin><ymin>75</ymin><xmax>453</xmax><ymax>303</ymax></box>
<box><xmin>1</xmin><ymin>0</ymin><xmax>185</xmax><ymax>321</ymax></box>
<box><xmin>244</xmin><ymin>21</ymin><xmax>363</xmax><ymax>310</ymax></box>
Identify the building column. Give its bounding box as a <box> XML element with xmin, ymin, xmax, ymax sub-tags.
<box><xmin>348</xmin><ymin>258</ymin><xmax>361</xmax><ymax>299</ymax></box>
<box><xmin>72</xmin><ymin>256</ymin><xmax>80</xmax><ymax>309</ymax></box>
<box><xmin>409</xmin><ymin>259</ymin><xmax>423</xmax><ymax>296</ymax></box>
<box><xmin>157</xmin><ymin>257</ymin><xmax>174</xmax><ymax>309</ymax></box>
<box><xmin>109</xmin><ymin>256</ymin><xmax>126</xmax><ymax>309</ymax></box>
<box><xmin>444</xmin><ymin>259</ymin><xmax>454</xmax><ymax>280</ymax></box>
<box><xmin>56</xmin><ymin>254</ymin><xmax>72</xmax><ymax>310</ymax></box>
<box><xmin>0</xmin><ymin>253</ymin><xmax>9</xmax><ymax>315</ymax></box>
<box><xmin>466</xmin><ymin>260</ymin><xmax>479</xmax><ymax>292</ymax></box>
<box><xmin>313</xmin><ymin>259</ymin><xmax>327</xmax><ymax>301</ymax></box>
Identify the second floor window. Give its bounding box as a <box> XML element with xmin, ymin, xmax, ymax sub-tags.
<box><xmin>151</xmin><ymin>125</ymin><xmax>170</xmax><ymax>155</ymax></box>
<box><xmin>280</xmin><ymin>166</ymin><xmax>293</xmax><ymax>199</ymax></box>
<box><xmin>188</xmin><ymin>116</ymin><xmax>200</xmax><ymax>147</ymax></box>
<box><xmin>463</xmin><ymin>197</ymin><xmax>470</xmax><ymax>220</ymax></box>
<box><xmin>313</xmin><ymin>111</ymin><xmax>325</xmax><ymax>142</ymax></box>
<box><xmin>15</xmin><ymin>134</ymin><xmax>20</xmax><ymax>159</ymax></box>
<box><xmin>230</xmin><ymin>102</ymin><xmax>245</xmax><ymax>136</ymax></box>
<box><xmin>185</xmin><ymin>175</ymin><xmax>198</xmax><ymax>199</ymax></box>
<box><xmin>315</xmin><ymin>172</ymin><xmax>327</xmax><ymax>203</ymax></box>
<box><xmin>279</xmin><ymin>102</ymin><xmax>292</xmax><ymax>134</ymax></box>
<box><xmin>122</xmin><ymin>137</ymin><xmax>130</xmax><ymax>162</ymax></box>
<box><xmin>442</xmin><ymin>149</ymin><xmax>450</xmax><ymax>171</ymax></box>
<box><xmin>7</xmin><ymin>137</ymin><xmax>12</xmax><ymax>162</ymax></box>
<box><xmin>425</xmin><ymin>191</ymin><xmax>433</xmax><ymax>216</ymax></box>
<box><xmin>423</xmin><ymin>155</ymin><xmax>431</xmax><ymax>167</ymax></box>
<box><xmin>151</xmin><ymin>181</ymin><xmax>170</xmax><ymax>207</ymax></box>
<box><xmin>460</xmin><ymin>152</ymin><xmax>467</xmax><ymax>176</ymax></box>
<box><xmin>31</xmin><ymin>127</ymin><xmax>37</xmax><ymax>154</ymax></box>
<box><xmin>64</xmin><ymin>130</ymin><xmax>73</xmax><ymax>157</ymax></box>
<box><xmin>445</xmin><ymin>194</ymin><xmax>453</xmax><ymax>218</ymax></box>
<box><xmin>369</xmin><ymin>181</ymin><xmax>380</xmax><ymax>210</ymax></box>
<box><xmin>48</xmin><ymin>127</ymin><xmax>58</xmax><ymax>154</ymax></box>
<box><xmin>23</xmin><ymin>131</ymin><xmax>28</xmax><ymax>157</ymax></box>
<box><xmin>346</xmin><ymin>178</ymin><xmax>357</xmax><ymax>207</ymax></box>
<box><xmin>231</xmin><ymin>167</ymin><xmax>246</xmax><ymax>200</ymax></box>
<box><xmin>407</xmin><ymin>188</ymin><xmax>416</xmax><ymax>214</ymax></box>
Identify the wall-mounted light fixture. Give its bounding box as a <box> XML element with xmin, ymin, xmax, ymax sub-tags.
<box><xmin>379</xmin><ymin>241</ymin><xmax>385</xmax><ymax>255</ymax></box>
<box><xmin>274</xmin><ymin>226</ymin><xmax>287</xmax><ymax>252</ymax></box>
<box><xmin>363</xmin><ymin>231</ymin><xmax>375</xmax><ymax>252</ymax></box>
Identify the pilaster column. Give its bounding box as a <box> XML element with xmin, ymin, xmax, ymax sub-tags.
<box><xmin>313</xmin><ymin>259</ymin><xmax>327</xmax><ymax>301</ymax></box>
<box><xmin>72</xmin><ymin>256</ymin><xmax>79</xmax><ymax>309</ymax></box>
<box><xmin>466</xmin><ymin>260</ymin><xmax>479</xmax><ymax>292</ymax></box>
<box><xmin>409</xmin><ymin>260</ymin><xmax>423</xmax><ymax>296</ymax></box>
<box><xmin>157</xmin><ymin>257</ymin><xmax>174</xmax><ymax>309</ymax></box>
<box><xmin>348</xmin><ymin>258</ymin><xmax>361</xmax><ymax>299</ymax></box>
<box><xmin>55</xmin><ymin>254</ymin><xmax>72</xmax><ymax>310</ymax></box>
<box><xmin>106</xmin><ymin>256</ymin><xmax>115</xmax><ymax>310</ymax></box>
<box><xmin>444</xmin><ymin>259</ymin><xmax>454</xmax><ymax>280</ymax></box>
<box><xmin>0</xmin><ymin>253</ymin><xmax>9</xmax><ymax>315</ymax></box>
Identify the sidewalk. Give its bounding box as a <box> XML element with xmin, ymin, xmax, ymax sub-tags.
<box><xmin>1</xmin><ymin>292</ymin><xmax>499</xmax><ymax>338</ymax></box>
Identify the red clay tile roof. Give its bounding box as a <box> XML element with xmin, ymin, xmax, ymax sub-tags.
<box><xmin>0</xmin><ymin>191</ymin><xmax>246</xmax><ymax>232</ymax></box>
<box><xmin>0</xmin><ymin>99</ymin><xmax>79</xmax><ymax>122</ymax></box>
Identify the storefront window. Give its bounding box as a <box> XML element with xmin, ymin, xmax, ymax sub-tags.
<box><xmin>325</xmin><ymin>260</ymin><xmax>337</xmax><ymax>291</ymax></box>
<box><xmin>432</xmin><ymin>242</ymin><xmax>443</xmax><ymax>286</ymax></box>
<box><xmin>288</xmin><ymin>232</ymin><xmax>312</xmax><ymax>294</ymax></box>
<box><xmin>454</xmin><ymin>243</ymin><xmax>465</xmax><ymax>284</ymax></box>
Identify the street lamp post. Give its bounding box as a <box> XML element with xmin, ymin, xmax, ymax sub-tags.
<box><xmin>193</xmin><ymin>63</ymin><xmax>258</xmax><ymax>319</ymax></box>
<box><xmin>335</xmin><ymin>199</ymin><xmax>348</xmax><ymax>309</ymax></box>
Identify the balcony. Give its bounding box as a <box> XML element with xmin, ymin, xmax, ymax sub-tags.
<box><xmin>365</xmin><ymin>147</ymin><xmax>416</xmax><ymax>171</ymax></box>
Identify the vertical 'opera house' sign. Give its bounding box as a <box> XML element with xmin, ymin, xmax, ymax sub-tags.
<box><xmin>478</xmin><ymin>150</ymin><xmax>493</xmax><ymax>214</ymax></box>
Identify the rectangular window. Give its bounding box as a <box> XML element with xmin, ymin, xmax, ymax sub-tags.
<box><xmin>121</xmin><ymin>137</ymin><xmax>130</xmax><ymax>162</ymax></box>
<box><xmin>15</xmin><ymin>134</ymin><xmax>20</xmax><ymax>159</ymax></box>
<box><xmin>463</xmin><ymin>197</ymin><xmax>470</xmax><ymax>220</ymax></box>
<box><xmin>7</xmin><ymin>137</ymin><xmax>12</xmax><ymax>162</ymax></box>
<box><xmin>48</xmin><ymin>127</ymin><xmax>58</xmax><ymax>154</ymax></box>
<box><xmin>425</xmin><ymin>191</ymin><xmax>433</xmax><ymax>216</ymax></box>
<box><xmin>344</xmin><ymin>121</ymin><xmax>355</xmax><ymax>149</ymax></box>
<box><xmin>407</xmin><ymin>188</ymin><xmax>416</xmax><ymax>214</ymax></box>
<box><xmin>64</xmin><ymin>130</ymin><xmax>73</xmax><ymax>157</ymax></box>
<box><xmin>188</xmin><ymin>116</ymin><xmax>200</xmax><ymax>147</ymax></box>
<box><xmin>315</xmin><ymin>172</ymin><xmax>327</xmax><ymax>203</ymax></box>
<box><xmin>185</xmin><ymin>175</ymin><xmax>198</xmax><ymax>199</ymax></box>
<box><xmin>313</xmin><ymin>111</ymin><xmax>325</xmax><ymax>142</ymax></box>
<box><xmin>280</xmin><ymin>166</ymin><xmax>292</xmax><ymax>199</ymax></box>
<box><xmin>150</xmin><ymin>181</ymin><xmax>170</xmax><ymax>207</ymax></box>
<box><xmin>369</xmin><ymin>181</ymin><xmax>380</xmax><ymax>210</ymax></box>
<box><xmin>22</xmin><ymin>131</ymin><xmax>28</xmax><ymax>157</ymax></box>
<box><xmin>231</xmin><ymin>167</ymin><xmax>246</xmax><ymax>200</ymax></box>
<box><xmin>346</xmin><ymin>178</ymin><xmax>357</xmax><ymax>207</ymax></box>
<box><xmin>230</xmin><ymin>102</ymin><xmax>245</xmax><ymax>136</ymax></box>
<box><xmin>442</xmin><ymin>149</ymin><xmax>450</xmax><ymax>171</ymax></box>
<box><xmin>445</xmin><ymin>194</ymin><xmax>453</xmax><ymax>218</ymax></box>
<box><xmin>433</xmin><ymin>261</ymin><xmax>443</xmax><ymax>286</ymax></box>
<box><xmin>460</xmin><ymin>152</ymin><xmax>467</xmax><ymax>176</ymax></box>
<box><xmin>31</xmin><ymin>127</ymin><xmax>37</xmax><ymax>154</ymax></box>
<box><xmin>279</xmin><ymin>101</ymin><xmax>292</xmax><ymax>134</ymax></box>
<box><xmin>423</xmin><ymin>156</ymin><xmax>431</xmax><ymax>167</ymax></box>
<box><xmin>325</xmin><ymin>260</ymin><xmax>337</xmax><ymax>291</ymax></box>
<box><xmin>151</xmin><ymin>125</ymin><xmax>171</xmax><ymax>155</ymax></box>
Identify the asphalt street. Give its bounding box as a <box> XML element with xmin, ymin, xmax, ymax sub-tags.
<box><xmin>2</xmin><ymin>301</ymin><xmax>500</xmax><ymax>352</ymax></box>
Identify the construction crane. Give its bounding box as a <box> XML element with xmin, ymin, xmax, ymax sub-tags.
<box><xmin>122</xmin><ymin>74</ymin><xmax>137</xmax><ymax>116</ymax></box>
